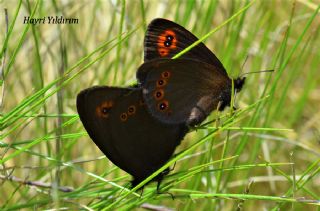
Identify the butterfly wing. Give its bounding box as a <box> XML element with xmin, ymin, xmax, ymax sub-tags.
<box><xmin>144</xmin><ymin>18</ymin><xmax>227</xmax><ymax>76</ymax></box>
<box><xmin>77</xmin><ymin>87</ymin><xmax>129</xmax><ymax>170</ymax></box>
<box><xmin>77</xmin><ymin>87</ymin><xmax>187</xmax><ymax>185</ymax></box>
<box><xmin>137</xmin><ymin>59</ymin><xmax>232</xmax><ymax>126</ymax></box>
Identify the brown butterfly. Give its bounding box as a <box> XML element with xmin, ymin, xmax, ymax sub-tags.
<box><xmin>76</xmin><ymin>18</ymin><xmax>245</xmax><ymax>189</ymax></box>
<box><xmin>138</xmin><ymin>18</ymin><xmax>245</xmax><ymax>126</ymax></box>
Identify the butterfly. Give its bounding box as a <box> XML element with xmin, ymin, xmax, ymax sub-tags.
<box><xmin>139</xmin><ymin>18</ymin><xmax>245</xmax><ymax>126</ymax></box>
<box><xmin>76</xmin><ymin>18</ymin><xmax>245</xmax><ymax>189</ymax></box>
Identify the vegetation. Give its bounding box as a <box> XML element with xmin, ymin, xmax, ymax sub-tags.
<box><xmin>1</xmin><ymin>0</ymin><xmax>320</xmax><ymax>210</ymax></box>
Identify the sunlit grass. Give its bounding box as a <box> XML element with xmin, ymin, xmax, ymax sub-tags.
<box><xmin>1</xmin><ymin>0</ymin><xmax>320</xmax><ymax>210</ymax></box>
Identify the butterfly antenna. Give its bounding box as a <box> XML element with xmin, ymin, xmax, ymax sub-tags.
<box><xmin>238</xmin><ymin>55</ymin><xmax>274</xmax><ymax>78</ymax></box>
<box><xmin>239</xmin><ymin>69</ymin><xmax>274</xmax><ymax>78</ymax></box>
<box><xmin>240</xmin><ymin>55</ymin><xmax>249</xmax><ymax>76</ymax></box>
<box><xmin>233</xmin><ymin>55</ymin><xmax>249</xmax><ymax>105</ymax></box>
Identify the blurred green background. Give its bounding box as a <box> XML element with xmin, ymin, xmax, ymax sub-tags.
<box><xmin>1</xmin><ymin>0</ymin><xmax>320</xmax><ymax>210</ymax></box>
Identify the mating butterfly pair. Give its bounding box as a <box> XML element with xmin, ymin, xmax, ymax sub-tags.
<box><xmin>76</xmin><ymin>19</ymin><xmax>245</xmax><ymax>188</ymax></box>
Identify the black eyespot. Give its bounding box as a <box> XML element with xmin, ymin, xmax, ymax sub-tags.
<box><xmin>153</xmin><ymin>89</ymin><xmax>164</xmax><ymax>100</ymax></box>
<box><xmin>166</xmin><ymin>35</ymin><xmax>174</xmax><ymax>41</ymax></box>
<box><xmin>159</xmin><ymin>103</ymin><xmax>166</xmax><ymax>110</ymax></box>
<box><xmin>127</xmin><ymin>105</ymin><xmax>136</xmax><ymax>115</ymax></box>
<box><xmin>161</xmin><ymin>71</ymin><xmax>171</xmax><ymax>79</ymax></box>
<box><xmin>102</xmin><ymin>107</ymin><xmax>109</xmax><ymax>114</ymax></box>
<box><xmin>96</xmin><ymin>100</ymin><xmax>113</xmax><ymax>118</ymax></box>
<box><xmin>120</xmin><ymin>113</ymin><xmax>128</xmax><ymax>122</ymax></box>
<box><xmin>156</xmin><ymin>79</ymin><xmax>167</xmax><ymax>88</ymax></box>
<box><xmin>158</xmin><ymin>100</ymin><xmax>169</xmax><ymax>111</ymax></box>
<box><xmin>164</xmin><ymin>40</ymin><xmax>171</xmax><ymax>47</ymax></box>
<box><xmin>158</xmin><ymin>80</ymin><xmax>164</xmax><ymax>85</ymax></box>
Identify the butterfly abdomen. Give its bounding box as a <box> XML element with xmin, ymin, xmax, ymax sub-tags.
<box><xmin>217</xmin><ymin>87</ymin><xmax>233</xmax><ymax>111</ymax></box>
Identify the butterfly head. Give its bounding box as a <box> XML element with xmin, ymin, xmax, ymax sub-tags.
<box><xmin>234</xmin><ymin>77</ymin><xmax>246</xmax><ymax>92</ymax></box>
<box><xmin>216</xmin><ymin>77</ymin><xmax>246</xmax><ymax>112</ymax></box>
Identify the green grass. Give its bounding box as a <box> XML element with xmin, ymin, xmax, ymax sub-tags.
<box><xmin>1</xmin><ymin>0</ymin><xmax>320</xmax><ymax>210</ymax></box>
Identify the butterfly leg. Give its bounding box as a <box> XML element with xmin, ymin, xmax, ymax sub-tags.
<box><xmin>156</xmin><ymin>181</ymin><xmax>175</xmax><ymax>200</ymax></box>
<box><xmin>155</xmin><ymin>169</ymin><xmax>175</xmax><ymax>200</ymax></box>
<box><xmin>139</xmin><ymin>188</ymin><xmax>144</xmax><ymax>198</ymax></box>
<box><xmin>170</xmin><ymin>161</ymin><xmax>177</xmax><ymax>171</ymax></box>
<box><xmin>131</xmin><ymin>178</ymin><xmax>145</xmax><ymax>193</ymax></box>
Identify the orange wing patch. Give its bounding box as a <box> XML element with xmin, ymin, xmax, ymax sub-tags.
<box><xmin>156</xmin><ymin>78</ymin><xmax>167</xmax><ymax>88</ymax></box>
<box><xmin>153</xmin><ymin>89</ymin><xmax>164</xmax><ymax>101</ymax></box>
<box><xmin>96</xmin><ymin>100</ymin><xmax>114</xmax><ymax>118</ymax></box>
<box><xmin>157</xmin><ymin>30</ymin><xmax>177</xmax><ymax>57</ymax></box>
<box><xmin>161</xmin><ymin>71</ymin><xmax>171</xmax><ymax>79</ymax></box>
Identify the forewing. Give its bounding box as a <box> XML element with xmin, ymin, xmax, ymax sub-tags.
<box><xmin>144</xmin><ymin>18</ymin><xmax>227</xmax><ymax>76</ymax></box>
